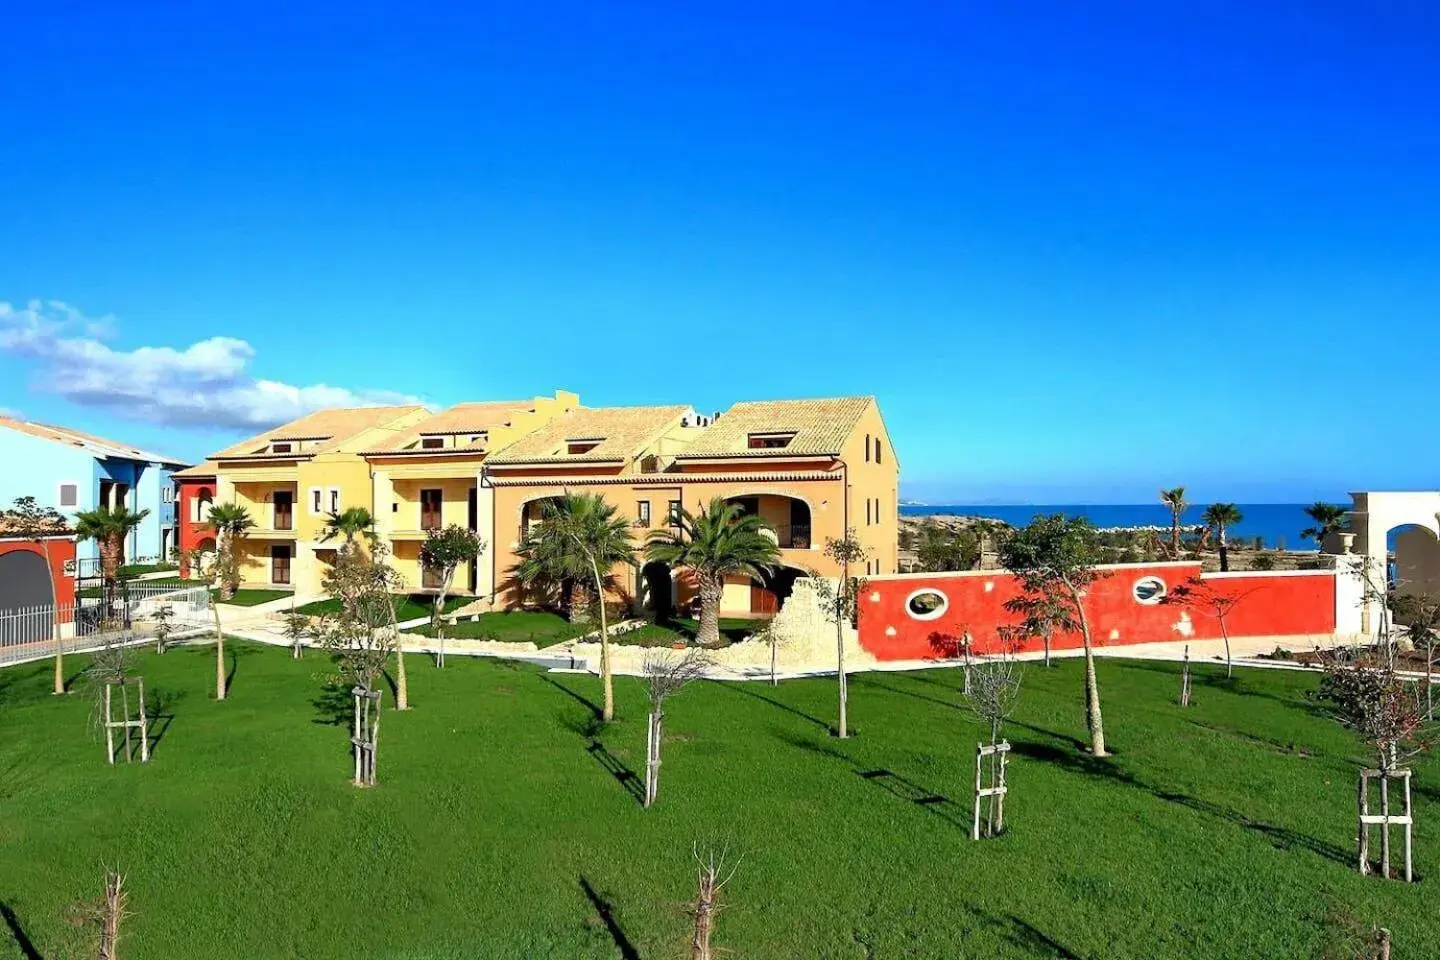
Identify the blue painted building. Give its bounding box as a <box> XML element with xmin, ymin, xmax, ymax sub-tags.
<box><xmin>0</xmin><ymin>415</ymin><xmax>187</xmax><ymax>566</ymax></box>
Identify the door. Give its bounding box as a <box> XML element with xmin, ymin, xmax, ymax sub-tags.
<box><xmin>750</xmin><ymin>578</ymin><xmax>779</xmax><ymax>614</ymax></box>
<box><xmin>273</xmin><ymin>491</ymin><xmax>293</xmax><ymax>531</ymax></box>
<box><xmin>271</xmin><ymin>546</ymin><xmax>291</xmax><ymax>585</ymax></box>
<box><xmin>421</xmin><ymin>489</ymin><xmax>442</xmax><ymax>530</ymax></box>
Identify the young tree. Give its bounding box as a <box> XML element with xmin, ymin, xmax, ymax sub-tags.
<box><xmin>419</xmin><ymin>525</ymin><xmax>485</xmax><ymax>668</ymax></box>
<box><xmin>1391</xmin><ymin>594</ymin><xmax>1440</xmax><ymax>719</ymax></box>
<box><xmin>518</xmin><ymin>493</ymin><xmax>637</xmax><ymax>722</ymax></box>
<box><xmin>814</xmin><ymin>531</ymin><xmax>869</xmax><ymax>739</ymax></box>
<box><xmin>1203</xmin><ymin>502</ymin><xmax>1244</xmax><ymax>572</ymax></box>
<box><xmin>1165</xmin><ymin>578</ymin><xmax>1253</xmax><ymax>679</ymax></box>
<box><xmin>1302</xmin><ymin>502</ymin><xmax>1350</xmax><ymax>553</ymax></box>
<box><xmin>4</xmin><ymin>496</ymin><xmax>69</xmax><ymax>694</ymax></box>
<box><xmin>74</xmin><ymin>506</ymin><xmax>151</xmax><ymax>610</ymax></box>
<box><xmin>964</xmin><ymin>654</ymin><xmax>1023</xmax><ymax>838</ymax></box>
<box><xmin>641</xmin><ymin>648</ymin><xmax>711</xmax><ymax>807</ymax></box>
<box><xmin>646</xmin><ymin>498</ymin><xmax>780</xmax><ymax>648</ymax></box>
<box><xmin>314</xmin><ymin>539</ymin><xmax>403</xmax><ymax>785</ymax></box>
<box><xmin>1000</xmin><ymin>514</ymin><xmax>1110</xmax><ymax>756</ymax></box>
<box><xmin>1160</xmin><ymin>487</ymin><xmax>1188</xmax><ymax>559</ymax></box>
<box><xmin>1001</xmin><ymin>589</ymin><xmax>1073</xmax><ymax>668</ymax></box>
<box><xmin>281</xmin><ymin>603</ymin><xmax>310</xmax><ymax>660</ymax></box>
<box><xmin>205</xmin><ymin>502</ymin><xmax>254</xmax><ymax>600</ymax></box>
<box><xmin>690</xmin><ymin>843</ymin><xmax>740</xmax><ymax>960</ymax></box>
<box><xmin>150</xmin><ymin>603</ymin><xmax>175</xmax><ymax>655</ymax></box>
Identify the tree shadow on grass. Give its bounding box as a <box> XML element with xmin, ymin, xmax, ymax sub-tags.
<box><xmin>0</xmin><ymin>902</ymin><xmax>43</xmax><ymax>960</ymax></box>
<box><xmin>1009</xmin><ymin>740</ymin><xmax>1352</xmax><ymax>868</ymax></box>
<box><xmin>311</xmin><ymin>683</ymin><xmax>353</xmax><ymax>728</ymax></box>
<box><xmin>851</xmin><ymin>673</ymin><xmax>961</xmax><ymax>713</ymax></box>
<box><xmin>855</xmin><ymin>768</ymin><xmax>971</xmax><ymax>830</ymax></box>
<box><xmin>540</xmin><ymin>673</ymin><xmax>602</xmax><ymax>718</ymax></box>
<box><xmin>714</xmin><ymin>678</ymin><xmax>831</xmax><ymax>731</ymax></box>
<box><xmin>145</xmin><ymin>686</ymin><xmax>186</xmax><ymax>758</ymax></box>
<box><xmin>578</xmin><ymin>876</ymin><xmax>640</xmax><ymax>960</ymax></box>
<box><xmin>1005</xmin><ymin>915</ymin><xmax>1082</xmax><ymax>959</ymax></box>
<box><xmin>587</xmin><ymin>741</ymin><xmax>644</xmax><ymax>805</ymax></box>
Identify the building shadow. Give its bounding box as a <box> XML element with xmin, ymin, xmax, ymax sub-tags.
<box><xmin>0</xmin><ymin>902</ymin><xmax>43</xmax><ymax>960</ymax></box>
<box><xmin>714</xmin><ymin>678</ymin><xmax>831</xmax><ymax>731</ymax></box>
<box><xmin>578</xmin><ymin>876</ymin><xmax>640</xmax><ymax>960</ymax></box>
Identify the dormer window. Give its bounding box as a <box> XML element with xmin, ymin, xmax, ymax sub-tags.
<box><xmin>469</xmin><ymin>433</ymin><xmax>486</xmax><ymax>444</ymax></box>
<box><xmin>747</xmin><ymin>432</ymin><xmax>796</xmax><ymax>450</ymax></box>
<box><xmin>421</xmin><ymin>437</ymin><xmax>444</xmax><ymax>450</ymax></box>
<box><xmin>567</xmin><ymin>439</ymin><xmax>603</xmax><ymax>455</ymax></box>
<box><xmin>271</xmin><ymin>442</ymin><xmax>293</xmax><ymax>454</ymax></box>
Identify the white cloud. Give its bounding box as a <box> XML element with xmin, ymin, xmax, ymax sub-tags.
<box><xmin>0</xmin><ymin>300</ymin><xmax>424</xmax><ymax>431</ymax></box>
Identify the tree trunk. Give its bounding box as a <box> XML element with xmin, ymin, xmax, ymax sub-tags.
<box><xmin>1219</xmin><ymin>612</ymin><xmax>1233</xmax><ymax>679</ymax></box>
<box><xmin>695</xmin><ymin>574</ymin><xmax>722</xmax><ymax>648</ymax></box>
<box><xmin>1068</xmin><ymin>582</ymin><xmax>1107</xmax><ymax>757</ymax></box>
<box><xmin>39</xmin><ymin>538</ymin><xmax>64</xmax><ymax>695</ymax></box>
<box><xmin>1428</xmin><ymin>640</ymin><xmax>1435</xmax><ymax>721</ymax></box>
<box><xmin>770</xmin><ymin>633</ymin><xmax>778</xmax><ymax>686</ymax></box>
<box><xmin>1218</xmin><ymin>526</ymin><xmax>1229</xmax><ymax>572</ymax></box>
<box><xmin>434</xmin><ymin>570</ymin><xmax>451</xmax><ymax>669</ymax></box>
<box><xmin>1043</xmin><ymin>632</ymin><xmax>1051</xmax><ymax>669</ymax></box>
<box><xmin>589</xmin><ymin>554</ymin><xmax>615</xmax><ymax>723</ymax></box>
<box><xmin>1171</xmin><ymin>513</ymin><xmax>1181</xmax><ymax>559</ymax></box>
<box><xmin>213</xmin><ymin>599</ymin><xmax>226</xmax><ymax>701</ymax></box>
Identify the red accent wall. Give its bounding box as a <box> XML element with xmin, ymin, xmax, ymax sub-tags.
<box><xmin>857</xmin><ymin>564</ymin><xmax>1337</xmax><ymax>661</ymax></box>
<box><xmin>0</xmin><ymin>537</ymin><xmax>77</xmax><ymax>608</ymax></box>
<box><xmin>175</xmin><ymin>479</ymin><xmax>216</xmax><ymax>576</ymax></box>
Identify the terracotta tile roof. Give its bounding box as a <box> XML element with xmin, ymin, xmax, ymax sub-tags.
<box><xmin>0</xmin><ymin>415</ymin><xmax>185</xmax><ymax>465</ymax></box>
<box><xmin>173</xmin><ymin>460</ymin><xmax>220</xmax><ymax>479</ymax></box>
<box><xmin>362</xmin><ymin>401</ymin><xmax>535</xmax><ymax>455</ymax></box>
<box><xmin>212</xmin><ymin>405</ymin><xmax>426</xmax><ymax>460</ymax></box>
<box><xmin>676</xmin><ymin>397</ymin><xmax>873</xmax><ymax>459</ymax></box>
<box><xmin>487</xmin><ymin>405</ymin><xmax>690</xmax><ymax>465</ymax></box>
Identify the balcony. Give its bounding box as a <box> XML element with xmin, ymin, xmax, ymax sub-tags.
<box><xmin>762</xmin><ymin>522</ymin><xmax>812</xmax><ymax>550</ymax></box>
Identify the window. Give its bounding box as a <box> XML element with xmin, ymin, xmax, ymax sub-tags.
<box><xmin>194</xmin><ymin>489</ymin><xmax>213</xmax><ymax>523</ymax></box>
<box><xmin>637</xmin><ymin>501</ymin><xmax>651</xmax><ymax>526</ymax></box>
<box><xmin>58</xmin><ymin>483</ymin><xmax>78</xmax><ymax>507</ymax></box>
<box><xmin>328</xmin><ymin>488</ymin><xmax>341</xmax><ymax>514</ymax></box>
<box><xmin>162</xmin><ymin>485</ymin><xmax>174</xmax><ymax>503</ymax></box>
<box><xmin>866</xmin><ymin>499</ymin><xmax>872</xmax><ymax>525</ymax></box>
<box><xmin>271</xmin><ymin>442</ymin><xmax>293</xmax><ymax>454</ymax></box>
<box><xmin>310</xmin><ymin>488</ymin><xmax>323</xmax><ymax>514</ymax></box>
<box><xmin>875</xmin><ymin>441</ymin><xmax>883</xmax><ymax>464</ymax></box>
<box><xmin>667</xmin><ymin>500</ymin><xmax>682</xmax><ymax>525</ymax></box>
<box><xmin>905</xmin><ymin>589</ymin><xmax>949</xmax><ymax>620</ymax></box>
<box><xmin>567</xmin><ymin>439</ymin><xmax>602</xmax><ymax>455</ymax></box>
<box><xmin>747</xmin><ymin>432</ymin><xmax>795</xmax><ymax>449</ymax></box>
<box><xmin>421</xmin><ymin>489</ymin><xmax>443</xmax><ymax>530</ymax></box>
<box><xmin>865</xmin><ymin>434</ymin><xmax>871</xmax><ymax>462</ymax></box>
<box><xmin>1133</xmin><ymin>576</ymin><xmax>1167</xmax><ymax>605</ymax></box>
<box><xmin>421</xmin><ymin>437</ymin><xmax>444</xmax><ymax>450</ymax></box>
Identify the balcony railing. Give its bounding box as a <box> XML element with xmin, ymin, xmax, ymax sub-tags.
<box><xmin>762</xmin><ymin>523</ymin><xmax>812</xmax><ymax>549</ymax></box>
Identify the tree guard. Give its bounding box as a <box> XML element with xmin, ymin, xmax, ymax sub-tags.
<box><xmin>104</xmin><ymin>677</ymin><xmax>149</xmax><ymax>765</ymax></box>
<box><xmin>351</xmin><ymin>686</ymin><xmax>382</xmax><ymax>787</ymax></box>
<box><xmin>972</xmin><ymin>739</ymin><xmax>1009</xmax><ymax>840</ymax></box>
<box><xmin>1358</xmin><ymin>766</ymin><xmax>1413</xmax><ymax>882</ymax></box>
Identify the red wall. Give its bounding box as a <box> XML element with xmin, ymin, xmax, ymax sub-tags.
<box><xmin>0</xmin><ymin>537</ymin><xmax>77</xmax><ymax>608</ymax></box>
<box><xmin>857</xmin><ymin>563</ymin><xmax>1337</xmax><ymax>661</ymax></box>
<box><xmin>175</xmin><ymin>479</ymin><xmax>216</xmax><ymax>575</ymax></box>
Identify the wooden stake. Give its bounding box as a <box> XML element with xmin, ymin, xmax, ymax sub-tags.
<box><xmin>104</xmin><ymin>683</ymin><xmax>116</xmax><ymax>766</ymax></box>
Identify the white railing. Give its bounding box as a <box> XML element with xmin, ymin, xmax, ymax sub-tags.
<box><xmin>0</xmin><ymin>585</ymin><xmax>212</xmax><ymax>667</ymax></box>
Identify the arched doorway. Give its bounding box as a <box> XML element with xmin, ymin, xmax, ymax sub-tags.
<box><xmin>1391</xmin><ymin>524</ymin><xmax>1440</xmax><ymax>598</ymax></box>
<box><xmin>0</xmin><ymin>549</ymin><xmax>51</xmax><ymax>612</ymax></box>
<box><xmin>640</xmin><ymin>561</ymin><xmax>674</xmax><ymax>619</ymax></box>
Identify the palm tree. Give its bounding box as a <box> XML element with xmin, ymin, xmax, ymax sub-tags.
<box><xmin>1203</xmin><ymin>503</ymin><xmax>1244</xmax><ymax>572</ymax></box>
<box><xmin>205</xmin><ymin>502</ymin><xmax>254</xmax><ymax>702</ymax></box>
<box><xmin>74</xmin><ymin>506</ymin><xmax>151</xmax><ymax>609</ymax></box>
<box><xmin>646</xmin><ymin>498</ymin><xmax>782</xmax><ymax>648</ymax></box>
<box><xmin>1301</xmin><ymin>502</ymin><xmax>1350</xmax><ymax>553</ymax></box>
<box><xmin>1159</xmin><ymin>487</ymin><xmax>1188</xmax><ymax>559</ymax></box>
<box><xmin>206</xmin><ymin>503</ymin><xmax>255</xmax><ymax>599</ymax></box>
<box><xmin>516</xmin><ymin>493</ymin><xmax>636</xmax><ymax>722</ymax></box>
<box><xmin>321</xmin><ymin>507</ymin><xmax>377</xmax><ymax>546</ymax></box>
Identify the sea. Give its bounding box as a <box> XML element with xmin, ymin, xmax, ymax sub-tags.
<box><xmin>898</xmin><ymin>503</ymin><xmax>1323</xmax><ymax>550</ymax></box>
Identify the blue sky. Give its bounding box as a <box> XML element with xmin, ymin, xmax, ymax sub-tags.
<box><xmin>1</xmin><ymin>2</ymin><xmax>1436</xmax><ymax>503</ymax></box>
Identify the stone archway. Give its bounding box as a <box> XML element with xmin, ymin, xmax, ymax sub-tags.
<box><xmin>1350</xmin><ymin>492</ymin><xmax>1440</xmax><ymax>634</ymax></box>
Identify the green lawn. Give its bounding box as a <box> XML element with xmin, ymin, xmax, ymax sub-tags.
<box><xmin>405</xmin><ymin>609</ymin><xmax>590</xmax><ymax>644</ymax></box>
<box><xmin>117</xmin><ymin>562</ymin><xmax>179</xmax><ymax>577</ymax></box>
<box><xmin>1</xmin><ymin>646</ymin><xmax>1436</xmax><ymax>958</ymax></box>
<box><xmin>297</xmin><ymin>593</ymin><xmax>469</xmax><ymax>622</ymax></box>
<box><xmin>219</xmin><ymin>589</ymin><xmax>293</xmax><ymax>607</ymax></box>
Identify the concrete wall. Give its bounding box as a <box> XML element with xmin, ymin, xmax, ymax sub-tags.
<box><xmin>857</xmin><ymin>562</ymin><xmax>1341</xmax><ymax>661</ymax></box>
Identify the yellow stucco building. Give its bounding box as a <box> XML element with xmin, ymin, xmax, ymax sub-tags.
<box><xmin>192</xmin><ymin>391</ymin><xmax>898</xmax><ymax>618</ymax></box>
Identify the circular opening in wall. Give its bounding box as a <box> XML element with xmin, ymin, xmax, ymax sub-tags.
<box><xmin>905</xmin><ymin>589</ymin><xmax>949</xmax><ymax>620</ymax></box>
<box><xmin>1133</xmin><ymin>576</ymin><xmax>1167</xmax><ymax>605</ymax></box>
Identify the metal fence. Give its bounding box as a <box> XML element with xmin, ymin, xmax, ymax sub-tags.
<box><xmin>0</xmin><ymin>585</ymin><xmax>212</xmax><ymax>667</ymax></box>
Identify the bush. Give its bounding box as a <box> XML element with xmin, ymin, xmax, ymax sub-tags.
<box><xmin>1249</xmin><ymin>553</ymin><xmax>1277</xmax><ymax>571</ymax></box>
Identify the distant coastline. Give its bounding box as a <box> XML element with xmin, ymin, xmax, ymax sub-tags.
<box><xmin>898</xmin><ymin>503</ymin><xmax>1322</xmax><ymax>549</ymax></box>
